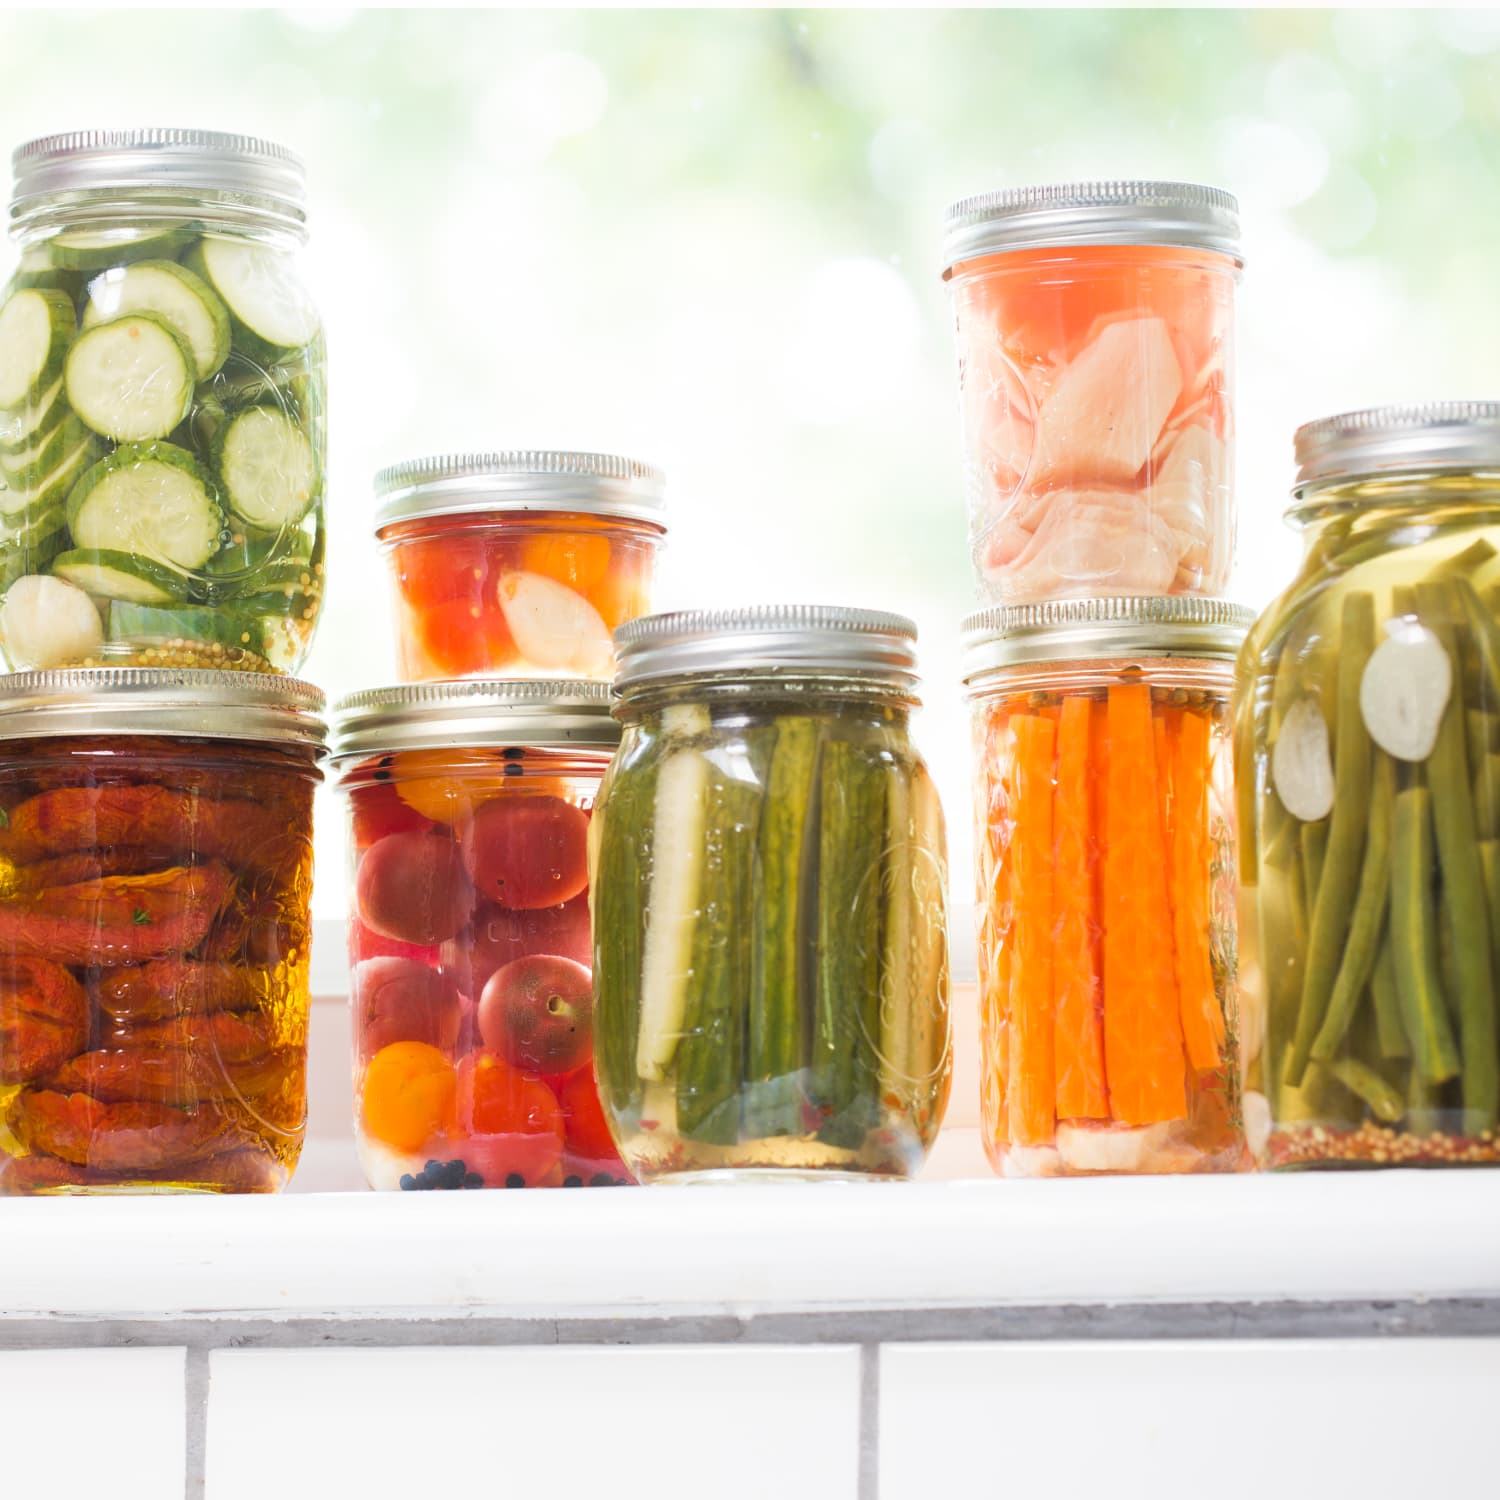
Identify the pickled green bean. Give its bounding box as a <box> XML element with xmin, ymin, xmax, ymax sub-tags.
<box><xmin>1389</xmin><ymin>786</ymin><xmax>1461</xmax><ymax>1086</ymax></box>
<box><xmin>1415</xmin><ymin>598</ymin><xmax>1500</xmax><ymax>1130</ymax></box>
<box><xmin>1467</xmin><ymin>711</ymin><xmax>1498</xmax><ymax>776</ymax></box>
<box><xmin>1287</xmin><ymin>591</ymin><xmax>1375</xmax><ymax>1087</ymax></box>
<box><xmin>1300</xmin><ymin>820</ymin><xmax>1328</xmax><ymax>925</ymax></box>
<box><xmin>1327</xmin><ymin>1056</ymin><xmax>1406</xmax><ymax>1124</ymax></box>
<box><xmin>1370</xmin><ymin>934</ymin><xmax>1409</xmax><ymax>1061</ymax></box>
<box><xmin>1312</xmin><ymin>752</ymin><xmax>1394</xmax><ymax>1063</ymax></box>
<box><xmin>1428</xmin><ymin>536</ymin><xmax>1498</xmax><ymax>580</ymax></box>
<box><xmin>1450</xmin><ymin>580</ymin><xmax>1500</xmax><ymax>710</ymax></box>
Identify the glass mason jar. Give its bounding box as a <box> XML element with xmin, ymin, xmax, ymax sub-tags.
<box><xmin>964</xmin><ymin>598</ymin><xmax>1254</xmax><ymax>1177</ymax></box>
<box><xmin>0</xmin><ymin>668</ymin><xmax>326</xmax><ymax>1194</ymax></box>
<box><xmin>374</xmin><ymin>451</ymin><xmax>665</xmax><ymax>682</ymax></box>
<box><xmin>0</xmin><ymin>129</ymin><xmax>326</xmax><ymax>672</ymax></box>
<box><xmin>943</xmin><ymin>182</ymin><xmax>1240</xmax><ymax>605</ymax></box>
<box><xmin>1238</xmin><ymin>402</ymin><xmax>1500</xmax><ymax>1169</ymax></box>
<box><xmin>594</xmin><ymin>606</ymin><xmax>952</xmax><ymax>1182</ymax></box>
<box><xmin>332</xmin><ymin>680</ymin><xmax>630</xmax><ymax>1190</ymax></box>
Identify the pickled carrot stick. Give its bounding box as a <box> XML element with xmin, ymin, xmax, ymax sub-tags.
<box><xmin>1156</xmin><ymin>709</ymin><xmax>1178</xmax><ymax>931</ymax></box>
<box><xmin>1104</xmin><ymin>684</ymin><xmax>1187</xmax><ymax>1125</ymax></box>
<box><xmin>1173</xmin><ymin>708</ymin><xmax>1225</xmax><ymax>1070</ymax></box>
<box><xmin>1053</xmin><ymin>695</ymin><xmax>1108</xmax><ymax>1120</ymax></box>
<box><xmin>1008</xmin><ymin>712</ymin><xmax>1057</xmax><ymax>1146</ymax></box>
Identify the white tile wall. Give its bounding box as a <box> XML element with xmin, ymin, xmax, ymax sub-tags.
<box><xmin>206</xmin><ymin>1344</ymin><xmax>860</xmax><ymax>1500</ymax></box>
<box><xmin>0</xmin><ymin>1348</ymin><xmax>186</xmax><ymax>1497</ymax></box>
<box><xmin>881</xmin><ymin>1338</ymin><xmax>1500</xmax><ymax>1498</ymax></box>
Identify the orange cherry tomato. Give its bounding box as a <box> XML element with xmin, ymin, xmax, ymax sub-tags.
<box><xmin>519</xmin><ymin>532</ymin><xmax>613</xmax><ymax>595</ymax></box>
<box><xmin>452</xmin><ymin>1051</ymin><xmax>565</xmax><ymax>1186</ymax></box>
<box><xmin>361</xmin><ymin>1041</ymin><xmax>458</xmax><ymax>1153</ymax></box>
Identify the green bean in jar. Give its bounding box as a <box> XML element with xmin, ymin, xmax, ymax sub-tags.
<box><xmin>592</xmin><ymin>606</ymin><xmax>952</xmax><ymax>1181</ymax></box>
<box><xmin>0</xmin><ymin>130</ymin><xmax>325</xmax><ymax>674</ymax></box>
<box><xmin>1238</xmin><ymin>402</ymin><xmax>1500</xmax><ymax>1167</ymax></box>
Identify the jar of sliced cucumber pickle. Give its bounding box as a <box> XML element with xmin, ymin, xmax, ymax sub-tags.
<box><xmin>1238</xmin><ymin>402</ymin><xmax>1500</xmax><ymax>1168</ymax></box>
<box><xmin>0</xmin><ymin>129</ymin><xmax>324</xmax><ymax>672</ymax></box>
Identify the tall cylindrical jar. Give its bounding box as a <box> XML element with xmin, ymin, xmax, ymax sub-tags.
<box><xmin>1238</xmin><ymin>402</ymin><xmax>1500</xmax><ymax>1169</ymax></box>
<box><xmin>0</xmin><ymin>129</ymin><xmax>325</xmax><ymax>672</ymax></box>
<box><xmin>0</xmin><ymin>668</ymin><xmax>326</xmax><ymax>1195</ymax></box>
<box><xmin>964</xmin><ymin>598</ymin><xmax>1254</xmax><ymax>1176</ymax></box>
<box><xmin>942</xmin><ymin>182</ymin><xmax>1240</xmax><ymax>605</ymax></box>
<box><xmin>594</xmin><ymin>606</ymin><xmax>952</xmax><ymax>1182</ymax></box>
<box><xmin>332</xmin><ymin>680</ymin><xmax>629</xmax><ymax>1190</ymax></box>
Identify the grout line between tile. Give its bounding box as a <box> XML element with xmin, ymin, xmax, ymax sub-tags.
<box><xmin>858</xmin><ymin>1343</ymin><xmax>879</xmax><ymax>1500</ymax></box>
<box><xmin>184</xmin><ymin>1346</ymin><xmax>210</xmax><ymax>1500</ymax></box>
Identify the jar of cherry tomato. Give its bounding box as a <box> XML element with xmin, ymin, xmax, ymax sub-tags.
<box><xmin>332</xmin><ymin>680</ymin><xmax>628</xmax><ymax>1190</ymax></box>
<box><xmin>373</xmin><ymin>451</ymin><xmax>665</xmax><ymax>682</ymax></box>
<box><xmin>0</xmin><ymin>667</ymin><xmax>325</xmax><ymax>1195</ymax></box>
<box><xmin>963</xmin><ymin>597</ymin><xmax>1254</xmax><ymax>1176</ymax></box>
<box><xmin>943</xmin><ymin>182</ymin><xmax>1240</xmax><ymax>604</ymax></box>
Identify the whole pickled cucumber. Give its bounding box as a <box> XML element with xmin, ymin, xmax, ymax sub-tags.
<box><xmin>746</xmin><ymin>716</ymin><xmax>819</xmax><ymax>1141</ymax></box>
<box><xmin>813</xmin><ymin>736</ymin><xmax>888</xmax><ymax>1151</ymax></box>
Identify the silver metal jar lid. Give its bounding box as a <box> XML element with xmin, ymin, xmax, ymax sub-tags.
<box><xmin>941</xmin><ymin>180</ymin><xmax>1241</xmax><ymax>272</ymax></box>
<box><xmin>330</xmin><ymin>679</ymin><xmax>621</xmax><ymax>761</ymax></box>
<box><xmin>373</xmin><ymin>450</ymin><xmax>667</xmax><ymax>531</ymax></box>
<box><xmin>10</xmin><ymin>128</ymin><xmax>306</xmax><ymax>225</ymax></box>
<box><xmin>1293</xmin><ymin>401</ymin><xmax>1500</xmax><ymax>493</ymax></box>
<box><xmin>961</xmin><ymin>597</ymin><xmax>1254</xmax><ymax>679</ymax></box>
<box><xmin>614</xmin><ymin>605</ymin><xmax>920</xmax><ymax>693</ymax></box>
<box><xmin>0</xmin><ymin>668</ymin><xmax>326</xmax><ymax>749</ymax></box>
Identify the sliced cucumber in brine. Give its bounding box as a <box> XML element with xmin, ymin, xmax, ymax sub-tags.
<box><xmin>107</xmin><ymin>601</ymin><xmax>266</xmax><ymax>659</ymax></box>
<box><xmin>0</xmin><ymin>428</ymin><xmax>98</xmax><ymax>520</ymax></box>
<box><xmin>65</xmin><ymin>441</ymin><xmax>222</xmax><ymax>570</ymax></box>
<box><xmin>65</xmin><ymin>313</ymin><xmax>195</xmax><ymax>441</ymax></box>
<box><xmin>47</xmin><ymin>224</ymin><xmax>195</xmax><ymax>272</ymax></box>
<box><xmin>0</xmin><ymin>414</ymin><xmax>87</xmax><ymax>488</ymax></box>
<box><xmin>0</xmin><ymin>289</ymin><xmax>76</xmax><ymax>411</ymax></box>
<box><xmin>0</xmin><ymin>378</ymin><xmax>66</xmax><ymax>455</ymax></box>
<box><xmin>214</xmin><ymin>405</ymin><xmax>318</xmax><ymax>529</ymax></box>
<box><xmin>83</xmin><ymin>260</ymin><xmax>230</xmax><ymax>380</ymax></box>
<box><xmin>185</xmin><ymin>238</ymin><xmax>320</xmax><ymax>355</ymax></box>
<box><xmin>51</xmin><ymin>549</ymin><xmax>186</xmax><ymax>606</ymax></box>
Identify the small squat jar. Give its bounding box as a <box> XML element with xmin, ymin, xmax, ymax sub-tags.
<box><xmin>943</xmin><ymin>182</ymin><xmax>1240</xmax><ymax>604</ymax></box>
<box><xmin>0</xmin><ymin>669</ymin><xmax>326</xmax><ymax>1195</ymax></box>
<box><xmin>0</xmin><ymin>129</ymin><xmax>326</xmax><ymax>672</ymax></box>
<box><xmin>594</xmin><ymin>606</ymin><xmax>952</xmax><ymax>1182</ymax></box>
<box><xmin>374</xmin><ymin>451</ymin><xmax>665</xmax><ymax>682</ymax></box>
<box><xmin>964</xmin><ymin>597</ymin><xmax>1254</xmax><ymax>1177</ymax></box>
<box><xmin>1238</xmin><ymin>402</ymin><xmax>1500</xmax><ymax>1169</ymax></box>
<box><xmin>332</xmin><ymin>680</ymin><xmax>630</xmax><ymax>1191</ymax></box>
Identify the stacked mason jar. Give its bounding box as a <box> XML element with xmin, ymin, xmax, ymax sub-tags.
<box><xmin>329</xmin><ymin>452</ymin><xmax>669</xmax><ymax>1190</ymax></box>
<box><xmin>0</xmin><ymin>129</ymin><xmax>330</xmax><ymax>1193</ymax></box>
<box><xmin>945</xmin><ymin>182</ymin><xmax>1258</xmax><ymax>1176</ymax></box>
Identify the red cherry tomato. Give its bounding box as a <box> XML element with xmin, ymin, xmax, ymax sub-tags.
<box><xmin>352</xmin><ymin>777</ymin><xmax>434</xmax><ymax>849</ymax></box>
<box><xmin>559</xmin><ymin>1064</ymin><xmax>621</xmax><ymax>1164</ymax></box>
<box><xmin>450</xmin><ymin>1052</ymin><xmax>564</xmax><ymax>1186</ymax></box>
<box><xmin>462</xmin><ymin>795</ymin><xmax>590</xmax><ymax>910</ymax></box>
<box><xmin>409</xmin><ymin>596</ymin><xmax>517</xmax><ymax>679</ymax></box>
<box><xmin>477</xmin><ymin>954</ymin><xmax>593</xmax><ymax>1074</ymax></box>
<box><xmin>356</xmin><ymin>829</ymin><xmax>474</xmax><ymax>946</ymax></box>
<box><xmin>355</xmin><ymin>957</ymin><xmax>463</xmax><ymax>1061</ymax></box>
<box><xmin>395</xmin><ymin>534</ymin><xmax>489</xmax><ymax>609</ymax></box>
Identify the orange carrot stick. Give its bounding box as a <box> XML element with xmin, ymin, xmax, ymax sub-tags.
<box><xmin>978</xmin><ymin>704</ymin><xmax>1015</xmax><ymax>1146</ymax></box>
<box><xmin>1172</xmin><ymin>707</ymin><xmax>1225</xmax><ymax>1070</ymax></box>
<box><xmin>1104</xmin><ymin>683</ymin><xmax>1187</xmax><ymax>1125</ymax></box>
<box><xmin>1008</xmin><ymin>711</ymin><xmax>1057</xmax><ymax>1146</ymax></box>
<box><xmin>1053</xmin><ymin>695</ymin><xmax>1108</xmax><ymax>1120</ymax></box>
